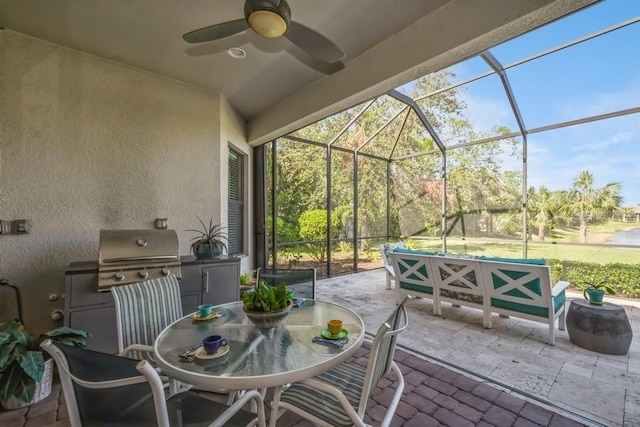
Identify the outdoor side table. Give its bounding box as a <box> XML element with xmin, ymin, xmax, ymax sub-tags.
<box><xmin>566</xmin><ymin>299</ymin><xmax>632</xmax><ymax>355</ymax></box>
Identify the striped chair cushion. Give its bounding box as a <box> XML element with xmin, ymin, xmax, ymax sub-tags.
<box><xmin>279</xmin><ymin>363</ymin><xmax>366</xmax><ymax>427</ymax></box>
<box><xmin>111</xmin><ymin>275</ymin><xmax>182</xmax><ymax>361</ymax></box>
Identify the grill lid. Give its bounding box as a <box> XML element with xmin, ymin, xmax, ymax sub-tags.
<box><xmin>97</xmin><ymin>229</ymin><xmax>181</xmax><ymax>291</ymax></box>
<box><xmin>99</xmin><ymin>229</ymin><xmax>179</xmax><ymax>264</ymax></box>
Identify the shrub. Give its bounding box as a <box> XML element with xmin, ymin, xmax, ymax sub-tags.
<box><xmin>547</xmin><ymin>258</ymin><xmax>640</xmax><ymax>298</ymax></box>
<box><xmin>298</xmin><ymin>209</ymin><xmax>340</xmax><ymax>262</ymax></box>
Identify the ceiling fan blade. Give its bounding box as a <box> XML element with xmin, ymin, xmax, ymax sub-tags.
<box><xmin>295</xmin><ymin>56</ymin><xmax>345</xmax><ymax>75</ymax></box>
<box><xmin>183</xmin><ymin>18</ymin><xmax>248</xmax><ymax>44</ymax></box>
<box><xmin>285</xmin><ymin>21</ymin><xmax>345</xmax><ymax>63</ymax></box>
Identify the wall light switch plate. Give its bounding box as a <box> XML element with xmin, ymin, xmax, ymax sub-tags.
<box><xmin>0</xmin><ymin>220</ymin><xmax>10</xmax><ymax>234</ymax></box>
<box><xmin>13</xmin><ymin>220</ymin><xmax>29</xmax><ymax>234</ymax></box>
<box><xmin>155</xmin><ymin>218</ymin><xmax>168</xmax><ymax>230</ymax></box>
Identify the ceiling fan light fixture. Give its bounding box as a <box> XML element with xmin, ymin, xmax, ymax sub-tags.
<box><xmin>248</xmin><ymin>10</ymin><xmax>287</xmax><ymax>38</ymax></box>
<box><xmin>227</xmin><ymin>47</ymin><xmax>247</xmax><ymax>59</ymax></box>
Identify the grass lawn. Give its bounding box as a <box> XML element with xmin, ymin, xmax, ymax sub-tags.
<box><xmin>412</xmin><ymin>238</ymin><xmax>640</xmax><ymax>264</ymax></box>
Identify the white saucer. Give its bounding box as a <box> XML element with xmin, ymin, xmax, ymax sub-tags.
<box><xmin>194</xmin><ymin>345</ymin><xmax>229</xmax><ymax>360</ymax></box>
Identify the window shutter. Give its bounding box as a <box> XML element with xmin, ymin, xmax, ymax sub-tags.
<box><xmin>228</xmin><ymin>150</ymin><xmax>243</xmax><ymax>255</ymax></box>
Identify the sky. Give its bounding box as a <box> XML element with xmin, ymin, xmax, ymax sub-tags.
<box><xmin>432</xmin><ymin>0</ymin><xmax>640</xmax><ymax>206</ymax></box>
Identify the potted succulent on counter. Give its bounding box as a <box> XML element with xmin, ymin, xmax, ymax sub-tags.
<box><xmin>0</xmin><ymin>320</ymin><xmax>88</xmax><ymax>409</ymax></box>
<box><xmin>241</xmin><ymin>281</ymin><xmax>294</xmax><ymax>329</ymax></box>
<box><xmin>187</xmin><ymin>217</ymin><xmax>228</xmax><ymax>259</ymax></box>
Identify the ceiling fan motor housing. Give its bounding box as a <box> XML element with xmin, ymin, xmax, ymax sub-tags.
<box><xmin>244</xmin><ymin>0</ymin><xmax>291</xmax><ymax>38</ymax></box>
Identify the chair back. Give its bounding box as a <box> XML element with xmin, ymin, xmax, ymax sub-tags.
<box><xmin>41</xmin><ymin>340</ymin><xmax>155</xmax><ymax>427</ymax></box>
<box><xmin>111</xmin><ymin>274</ymin><xmax>183</xmax><ymax>360</ymax></box>
<box><xmin>256</xmin><ymin>267</ymin><xmax>316</xmax><ymax>299</ymax></box>
<box><xmin>359</xmin><ymin>295</ymin><xmax>411</xmax><ymax>410</ymax></box>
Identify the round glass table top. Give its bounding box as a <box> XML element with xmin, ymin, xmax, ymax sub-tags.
<box><xmin>154</xmin><ymin>299</ymin><xmax>364</xmax><ymax>390</ymax></box>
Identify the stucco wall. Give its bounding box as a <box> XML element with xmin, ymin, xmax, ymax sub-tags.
<box><xmin>0</xmin><ymin>30</ymin><xmax>248</xmax><ymax>331</ymax></box>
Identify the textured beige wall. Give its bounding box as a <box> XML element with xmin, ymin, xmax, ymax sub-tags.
<box><xmin>0</xmin><ymin>31</ymin><xmax>248</xmax><ymax>331</ymax></box>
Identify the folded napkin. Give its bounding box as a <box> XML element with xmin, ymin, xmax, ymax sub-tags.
<box><xmin>312</xmin><ymin>335</ymin><xmax>348</xmax><ymax>350</ymax></box>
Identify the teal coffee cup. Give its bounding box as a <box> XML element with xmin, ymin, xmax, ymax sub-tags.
<box><xmin>197</xmin><ymin>304</ymin><xmax>213</xmax><ymax>318</ymax></box>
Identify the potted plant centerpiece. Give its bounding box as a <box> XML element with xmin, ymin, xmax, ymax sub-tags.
<box><xmin>0</xmin><ymin>319</ymin><xmax>88</xmax><ymax>409</ymax></box>
<box><xmin>583</xmin><ymin>281</ymin><xmax>616</xmax><ymax>305</ymax></box>
<box><xmin>187</xmin><ymin>217</ymin><xmax>228</xmax><ymax>259</ymax></box>
<box><xmin>241</xmin><ymin>281</ymin><xmax>294</xmax><ymax>329</ymax></box>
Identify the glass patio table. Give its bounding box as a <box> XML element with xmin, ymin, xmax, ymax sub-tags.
<box><xmin>153</xmin><ymin>299</ymin><xmax>365</xmax><ymax>390</ymax></box>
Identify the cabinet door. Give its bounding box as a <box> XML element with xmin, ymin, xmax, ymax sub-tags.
<box><xmin>68</xmin><ymin>306</ymin><xmax>118</xmax><ymax>354</ymax></box>
<box><xmin>181</xmin><ymin>293</ymin><xmax>200</xmax><ymax>316</ymax></box>
<box><xmin>202</xmin><ymin>263</ymin><xmax>239</xmax><ymax>306</ymax></box>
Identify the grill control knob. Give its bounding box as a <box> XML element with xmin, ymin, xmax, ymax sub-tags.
<box><xmin>114</xmin><ymin>273</ymin><xmax>125</xmax><ymax>281</ymax></box>
<box><xmin>136</xmin><ymin>239</ymin><xmax>148</xmax><ymax>247</ymax></box>
<box><xmin>161</xmin><ymin>268</ymin><xmax>171</xmax><ymax>276</ymax></box>
<box><xmin>138</xmin><ymin>271</ymin><xmax>149</xmax><ymax>279</ymax></box>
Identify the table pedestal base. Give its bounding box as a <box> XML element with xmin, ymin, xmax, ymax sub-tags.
<box><xmin>566</xmin><ymin>299</ymin><xmax>632</xmax><ymax>355</ymax></box>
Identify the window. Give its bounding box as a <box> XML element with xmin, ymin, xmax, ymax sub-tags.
<box><xmin>228</xmin><ymin>148</ymin><xmax>244</xmax><ymax>255</ymax></box>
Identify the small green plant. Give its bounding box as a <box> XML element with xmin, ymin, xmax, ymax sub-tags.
<box><xmin>240</xmin><ymin>272</ymin><xmax>253</xmax><ymax>286</ymax></box>
<box><xmin>187</xmin><ymin>217</ymin><xmax>228</xmax><ymax>258</ymax></box>
<box><xmin>0</xmin><ymin>320</ymin><xmax>88</xmax><ymax>405</ymax></box>
<box><xmin>585</xmin><ymin>280</ymin><xmax>616</xmax><ymax>295</ymax></box>
<box><xmin>242</xmin><ymin>281</ymin><xmax>294</xmax><ymax>312</ymax></box>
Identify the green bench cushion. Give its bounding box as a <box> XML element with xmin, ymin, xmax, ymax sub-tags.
<box><xmin>490</xmin><ymin>268</ymin><xmax>564</xmax><ymax>317</ymax></box>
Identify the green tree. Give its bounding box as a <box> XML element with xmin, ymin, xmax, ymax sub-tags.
<box><xmin>528</xmin><ymin>186</ymin><xmax>556</xmax><ymax>241</ymax></box>
<box><xmin>560</xmin><ymin>170</ymin><xmax>622</xmax><ymax>243</ymax></box>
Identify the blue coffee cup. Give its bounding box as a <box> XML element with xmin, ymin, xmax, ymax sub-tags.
<box><xmin>202</xmin><ymin>335</ymin><xmax>228</xmax><ymax>355</ymax></box>
<box><xmin>197</xmin><ymin>304</ymin><xmax>213</xmax><ymax>318</ymax></box>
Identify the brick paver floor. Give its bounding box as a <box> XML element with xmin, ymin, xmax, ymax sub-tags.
<box><xmin>0</xmin><ymin>346</ymin><xmax>591</xmax><ymax>427</ymax></box>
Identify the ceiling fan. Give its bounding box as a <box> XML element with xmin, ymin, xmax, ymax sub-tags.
<box><xmin>183</xmin><ymin>0</ymin><xmax>346</xmax><ymax>71</ymax></box>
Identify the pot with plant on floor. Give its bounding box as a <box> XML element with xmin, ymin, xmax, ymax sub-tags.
<box><xmin>187</xmin><ymin>217</ymin><xmax>228</xmax><ymax>259</ymax></box>
<box><xmin>0</xmin><ymin>319</ymin><xmax>89</xmax><ymax>410</ymax></box>
<box><xmin>583</xmin><ymin>281</ymin><xmax>616</xmax><ymax>305</ymax></box>
<box><xmin>241</xmin><ymin>281</ymin><xmax>294</xmax><ymax>329</ymax></box>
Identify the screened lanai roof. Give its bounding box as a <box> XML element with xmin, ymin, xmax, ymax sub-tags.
<box><xmin>285</xmin><ymin>0</ymin><xmax>640</xmax><ymax>206</ymax></box>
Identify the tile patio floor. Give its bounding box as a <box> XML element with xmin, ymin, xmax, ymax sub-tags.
<box><xmin>316</xmin><ymin>269</ymin><xmax>639</xmax><ymax>427</ymax></box>
<box><xmin>1</xmin><ymin>268</ymin><xmax>637</xmax><ymax>426</ymax></box>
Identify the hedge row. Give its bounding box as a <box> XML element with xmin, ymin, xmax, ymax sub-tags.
<box><xmin>547</xmin><ymin>258</ymin><xmax>640</xmax><ymax>298</ymax></box>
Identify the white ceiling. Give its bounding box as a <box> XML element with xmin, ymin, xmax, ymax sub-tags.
<box><xmin>0</xmin><ymin>0</ymin><xmax>598</xmax><ymax>144</ymax></box>
<box><xmin>0</xmin><ymin>0</ymin><xmax>449</xmax><ymax>116</ymax></box>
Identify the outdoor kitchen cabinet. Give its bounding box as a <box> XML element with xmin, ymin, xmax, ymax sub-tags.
<box><xmin>64</xmin><ymin>257</ymin><xmax>240</xmax><ymax>354</ymax></box>
<box><xmin>201</xmin><ymin>261</ymin><xmax>241</xmax><ymax>306</ymax></box>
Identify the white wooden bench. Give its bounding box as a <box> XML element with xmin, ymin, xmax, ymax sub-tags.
<box><xmin>388</xmin><ymin>251</ymin><xmax>570</xmax><ymax>344</ymax></box>
<box><xmin>379</xmin><ymin>242</ymin><xmax>407</xmax><ymax>290</ymax></box>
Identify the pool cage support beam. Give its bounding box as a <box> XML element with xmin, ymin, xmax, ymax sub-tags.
<box><xmin>326</xmin><ymin>145</ymin><xmax>333</xmax><ymax>276</ymax></box>
<box><xmin>481</xmin><ymin>51</ymin><xmax>529</xmax><ymax>258</ymax></box>
<box><xmin>270</xmin><ymin>140</ymin><xmax>278</xmax><ymax>268</ymax></box>
<box><xmin>353</xmin><ymin>151</ymin><xmax>359</xmax><ymax>272</ymax></box>
<box><xmin>388</xmin><ymin>89</ymin><xmax>447</xmax><ymax>251</ymax></box>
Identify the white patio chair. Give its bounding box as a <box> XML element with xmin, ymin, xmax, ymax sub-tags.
<box><xmin>111</xmin><ymin>275</ymin><xmax>235</xmax><ymax>400</ymax></box>
<box><xmin>41</xmin><ymin>339</ymin><xmax>265</xmax><ymax>427</ymax></box>
<box><xmin>268</xmin><ymin>295</ymin><xmax>412</xmax><ymax>427</ymax></box>
<box><xmin>110</xmin><ymin>274</ymin><xmax>183</xmax><ymax>362</ymax></box>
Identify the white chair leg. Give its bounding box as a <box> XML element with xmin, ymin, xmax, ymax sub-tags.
<box><xmin>558</xmin><ymin>309</ymin><xmax>566</xmax><ymax>331</ymax></box>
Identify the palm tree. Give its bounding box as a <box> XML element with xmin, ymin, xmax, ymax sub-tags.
<box><xmin>528</xmin><ymin>186</ymin><xmax>555</xmax><ymax>241</ymax></box>
<box><xmin>560</xmin><ymin>170</ymin><xmax>622</xmax><ymax>243</ymax></box>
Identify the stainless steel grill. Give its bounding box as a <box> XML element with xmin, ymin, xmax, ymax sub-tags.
<box><xmin>97</xmin><ymin>229</ymin><xmax>181</xmax><ymax>291</ymax></box>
